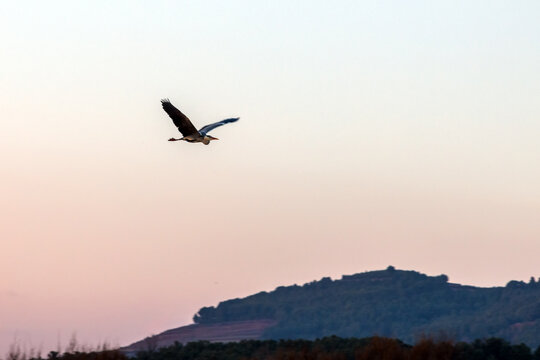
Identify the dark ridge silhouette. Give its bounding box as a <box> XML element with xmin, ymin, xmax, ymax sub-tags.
<box><xmin>124</xmin><ymin>267</ymin><xmax>540</xmax><ymax>351</ymax></box>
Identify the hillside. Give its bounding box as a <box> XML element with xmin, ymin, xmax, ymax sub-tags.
<box><xmin>125</xmin><ymin>267</ymin><xmax>540</xmax><ymax>350</ymax></box>
<box><xmin>123</xmin><ymin>320</ymin><xmax>276</xmax><ymax>354</ymax></box>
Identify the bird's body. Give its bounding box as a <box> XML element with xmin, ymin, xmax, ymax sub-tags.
<box><xmin>160</xmin><ymin>99</ymin><xmax>239</xmax><ymax>145</ymax></box>
<box><xmin>177</xmin><ymin>133</ymin><xmax>215</xmax><ymax>145</ymax></box>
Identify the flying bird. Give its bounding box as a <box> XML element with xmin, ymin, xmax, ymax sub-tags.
<box><xmin>161</xmin><ymin>99</ymin><xmax>239</xmax><ymax>145</ymax></box>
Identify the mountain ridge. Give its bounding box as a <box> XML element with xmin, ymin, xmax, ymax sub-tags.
<box><xmin>124</xmin><ymin>267</ymin><xmax>540</xmax><ymax>351</ymax></box>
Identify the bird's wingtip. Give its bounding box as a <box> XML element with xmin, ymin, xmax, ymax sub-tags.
<box><xmin>161</xmin><ymin>98</ymin><xmax>170</xmax><ymax>104</ymax></box>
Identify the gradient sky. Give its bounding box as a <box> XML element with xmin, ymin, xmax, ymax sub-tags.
<box><xmin>1</xmin><ymin>0</ymin><xmax>540</xmax><ymax>356</ymax></box>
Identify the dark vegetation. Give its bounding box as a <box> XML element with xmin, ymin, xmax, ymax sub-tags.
<box><xmin>13</xmin><ymin>337</ymin><xmax>540</xmax><ymax>360</ymax></box>
<box><xmin>134</xmin><ymin>337</ymin><xmax>518</xmax><ymax>360</ymax></box>
<box><xmin>4</xmin><ymin>338</ymin><xmax>124</xmax><ymax>360</ymax></box>
<box><xmin>193</xmin><ymin>267</ymin><xmax>540</xmax><ymax>347</ymax></box>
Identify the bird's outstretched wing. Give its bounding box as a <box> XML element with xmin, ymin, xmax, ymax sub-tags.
<box><xmin>161</xmin><ymin>99</ymin><xmax>199</xmax><ymax>136</ymax></box>
<box><xmin>199</xmin><ymin>117</ymin><xmax>240</xmax><ymax>135</ymax></box>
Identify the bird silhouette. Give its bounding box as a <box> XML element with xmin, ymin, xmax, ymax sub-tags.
<box><xmin>161</xmin><ymin>99</ymin><xmax>239</xmax><ymax>145</ymax></box>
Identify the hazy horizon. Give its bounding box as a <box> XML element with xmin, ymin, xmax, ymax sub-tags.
<box><xmin>1</xmin><ymin>0</ymin><xmax>539</xmax><ymax>356</ymax></box>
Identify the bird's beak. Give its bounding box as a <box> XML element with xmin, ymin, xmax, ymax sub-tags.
<box><xmin>213</xmin><ymin>137</ymin><xmax>219</xmax><ymax>140</ymax></box>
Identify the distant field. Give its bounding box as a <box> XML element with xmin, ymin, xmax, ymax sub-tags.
<box><xmin>122</xmin><ymin>320</ymin><xmax>276</xmax><ymax>353</ymax></box>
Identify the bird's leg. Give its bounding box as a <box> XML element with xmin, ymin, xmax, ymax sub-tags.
<box><xmin>168</xmin><ymin>138</ymin><xmax>180</xmax><ymax>141</ymax></box>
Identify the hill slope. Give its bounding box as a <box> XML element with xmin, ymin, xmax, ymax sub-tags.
<box><xmin>123</xmin><ymin>320</ymin><xmax>276</xmax><ymax>353</ymax></box>
<box><xmin>126</xmin><ymin>267</ymin><xmax>540</xmax><ymax>349</ymax></box>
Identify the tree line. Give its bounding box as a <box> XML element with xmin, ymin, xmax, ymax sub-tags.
<box><xmin>16</xmin><ymin>336</ymin><xmax>540</xmax><ymax>360</ymax></box>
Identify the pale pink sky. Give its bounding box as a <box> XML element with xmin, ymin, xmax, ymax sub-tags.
<box><xmin>1</xmin><ymin>0</ymin><xmax>540</xmax><ymax>356</ymax></box>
